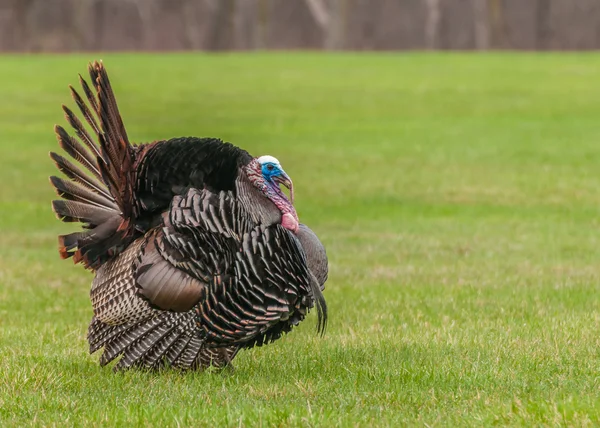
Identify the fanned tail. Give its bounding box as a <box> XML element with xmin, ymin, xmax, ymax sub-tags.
<box><xmin>50</xmin><ymin>60</ymin><xmax>136</xmax><ymax>270</ymax></box>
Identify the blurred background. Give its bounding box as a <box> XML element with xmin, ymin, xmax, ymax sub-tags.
<box><xmin>2</xmin><ymin>0</ymin><xmax>600</xmax><ymax>52</ymax></box>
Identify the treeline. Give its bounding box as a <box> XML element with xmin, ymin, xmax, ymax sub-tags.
<box><xmin>1</xmin><ymin>0</ymin><xmax>599</xmax><ymax>52</ymax></box>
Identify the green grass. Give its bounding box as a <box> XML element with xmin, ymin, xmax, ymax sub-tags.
<box><xmin>2</xmin><ymin>52</ymin><xmax>600</xmax><ymax>426</ymax></box>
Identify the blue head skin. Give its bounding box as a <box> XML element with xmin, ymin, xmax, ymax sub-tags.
<box><xmin>257</xmin><ymin>155</ymin><xmax>294</xmax><ymax>204</ymax></box>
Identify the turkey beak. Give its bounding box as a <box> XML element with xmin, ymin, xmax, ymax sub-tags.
<box><xmin>274</xmin><ymin>173</ymin><xmax>294</xmax><ymax>204</ymax></box>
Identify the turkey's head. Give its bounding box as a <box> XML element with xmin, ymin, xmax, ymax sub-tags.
<box><xmin>245</xmin><ymin>155</ymin><xmax>299</xmax><ymax>234</ymax></box>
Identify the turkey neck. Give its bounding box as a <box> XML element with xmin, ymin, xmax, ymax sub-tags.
<box><xmin>264</xmin><ymin>180</ymin><xmax>299</xmax><ymax>221</ymax></box>
<box><xmin>236</xmin><ymin>166</ymin><xmax>298</xmax><ymax>226</ymax></box>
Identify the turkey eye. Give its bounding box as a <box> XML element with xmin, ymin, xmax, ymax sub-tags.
<box><xmin>267</xmin><ymin>164</ymin><xmax>274</xmax><ymax>171</ymax></box>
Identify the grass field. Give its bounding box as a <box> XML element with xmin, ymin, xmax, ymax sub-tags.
<box><xmin>2</xmin><ymin>53</ymin><xmax>600</xmax><ymax>426</ymax></box>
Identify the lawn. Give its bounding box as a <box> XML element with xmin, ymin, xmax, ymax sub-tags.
<box><xmin>2</xmin><ymin>52</ymin><xmax>600</xmax><ymax>426</ymax></box>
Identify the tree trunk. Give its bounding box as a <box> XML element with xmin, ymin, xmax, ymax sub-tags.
<box><xmin>254</xmin><ymin>0</ymin><xmax>269</xmax><ymax>49</ymax></box>
<box><xmin>304</xmin><ymin>0</ymin><xmax>328</xmax><ymax>28</ymax></box>
<box><xmin>206</xmin><ymin>0</ymin><xmax>235</xmax><ymax>51</ymax></box>
<box><xmin>472</xmin><ymin>0</ymin><xmax>490</xmax><ymax>50</ymax></box>
<box><xmin>424</xmin><ymin>0</ymin><xmax>441</xmax><ymax>50</ymax></box>
<box><xmin>181</xmin><ymin>0</ymin><xmax>203</xmax><ymax>50</ymax></box>
<box><xmin>489</xmin><ymin>0</ymin><xmax>509</xmax><ymax>48</ymax></box>
<box><xmin>536</xmin><ymin>0</ymin><xmax>551</xmax><ymax>50</ymax></box>
<box><xmin>325</xmin><ymin>0</ymin><xmax>347</xmax><ymax>50</ymax></box>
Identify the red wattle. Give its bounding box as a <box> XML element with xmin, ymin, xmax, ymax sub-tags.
<box><xmin>281</xmin><ymin>213</ymin><xmax>299</xmax><ymax>234</ymax></box>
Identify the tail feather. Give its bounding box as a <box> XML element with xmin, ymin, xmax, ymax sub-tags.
<box><xmin>89</xmin><ymin>62</ymin><xmax>130</xmax><ymax>194</ymax></box>
<box><xmin>90</xmin><ymin>62</ymin><xmax>129</xmax><ymax>149</ymax></box>
<box><xmin>83</xmin><ymin>60</ymin><xmax>132</xmax><ymax>182</ymax></box>
<box><xmin>52</xmin><ymin>200</ymin><xmax>116</xmax><ymax>225</ymax></box>
<box><xmin>72</xmin><ymin>216</ymin><xmax>124</xmax><ymax>265</ymax></box>
<box><xmin>69</xmin><ymin>81</ymin><xmax>101</xmax><ymax>138</ymax></box>
<box><xmin>50</xmin><ymin>152</ymin><xmax>112</xmax><ymax>201</ymax></box>
<box><xmin>62</xmin><ymin>104</ymin><xmax>102</xmax><ymax>159</ymax></box>
<box><xmin>97</xmin><ymin>134</ymin><xmax>122</xmax><ymax>204</ymax></box>
<box><xmin>49</xmin><ymin>176</ymin><xmax>117</xmax><ymax>210</ymax></box>
<box><xmin>50</xmin><ymin>60</ymin><xmax>137</xmax><ymax>270</ymax></box>
<box><xmin>88</xmin><ymin>60</ymin><xmax>135</xmax><ymax>220</ymax></box>
<box><xmin>58</xmin><ymin>231</ymin><xmax>93</xmax><ymax>259</ymax></box>
<box><xmin>54</xmin><ymin>125</ymin><xmax>103</xmax><ymax>182</ymax></box>
<box><xmin>78</xmin><ymin>75</ymin><xmax>100</xmax><ymax>117</ymax></box>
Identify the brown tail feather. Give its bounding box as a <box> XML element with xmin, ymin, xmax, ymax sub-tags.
<box><xmin>49</xmin><ymin>152</ymin><xmax>112</xmax><ymax>201</ymax></box>
<box><xmin>55</xmin><ymin>125</ymin><xmax>103</xmax><ymax>182</ymax></box>
<box><xmin>96</xmin><ymin>134</ymin><xmax>123</xmax><ymax>204</ymax></box>
<box><xmin>90</xmin><ymin>61</ymin><xmax>134</xmax><ymax>215</ymax></box>
<box><xmin>51</xmin><ymin>200</ymin><xmax>116</xmax><ymax>224</ymax></box>
<box><xmin>50</xmin><ymin>60</ymin><xmax>137</xmax><ymax>270</ymax></box>
<box><xmin>49</xmin><ymin>176</ymin><xmax>117</xmax><ymax>209</ymax></box>
<box><xmin>90</xmin><ymin>61</ymin><xmax>130</xmax><ymax>148</ymax></box>
<box><xmin>69</xmin><ymin>82</ymin><xmax>101</xmax><ymax>137</ymax></box>
<box><xmin>58</xmin><ymin>231</ymin><xmax>93</xmax><ymax>259</ymax></box>
<box><xmin>62</xmin><ymin>104</ymin><xmax>101</xmax><ymax>159</ymax></box>
<box><xmin>78</xmin><ymin>75</ymin><xmax>100</xmax><ymax>116</ymax></box>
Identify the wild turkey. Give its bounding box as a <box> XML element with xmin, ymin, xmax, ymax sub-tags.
<box><xmin>49</xmin><ymin>61</ymin><xmax>328</xmax><ymax>371</ymax></box>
